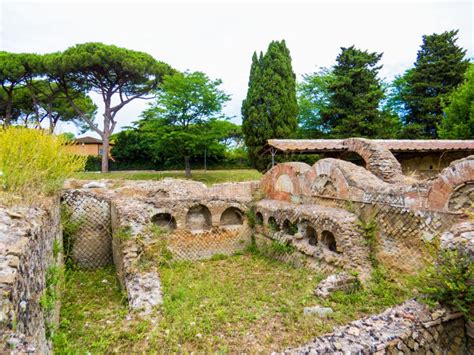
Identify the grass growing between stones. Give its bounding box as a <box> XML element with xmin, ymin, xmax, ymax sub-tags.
<box><xmin>72</xmin><ymin>169</ymin><xmax>261</xmax><ymax>185</ymax></box>
<box><xmin>54</xmin><ymin>253</ymin><xmax>410</xmax><ymax>353</ymax></box>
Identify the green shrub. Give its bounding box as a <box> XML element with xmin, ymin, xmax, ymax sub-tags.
<box><xmin>417</xmin><ymin>249</ymin><xmax>473</xmax><ymax>318</ymax></box>
<box><xmin>0</xmin><ymin>127</ymin><xmax>86</xmax><ymax>198</ymax></box>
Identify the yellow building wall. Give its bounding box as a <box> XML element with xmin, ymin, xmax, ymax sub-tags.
<box><xmin>66</xmin><ymin>144</ymin><xmax>112</xmax><ymax>157</ymax></box>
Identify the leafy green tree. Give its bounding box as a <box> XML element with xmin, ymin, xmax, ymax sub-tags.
<box><xmin>297</xmin><ymin>67</ymin><xmax>334</xmax><ymax>138</ymax></box>
<box><xmin>322</xmin><ymin>46</ymin><xmax>397</xmax><ymax>138</ymax></box>
<box><xmin>242</xmin><ymin>40</ymin><xmax>298</xmax><ymax>171</ymax></box>
<box><xmin>439</xmin><ymin>64</ymin><xmax>474</xmax><ymax>139</ymax></box>
<box><xmin>402</xmin><ymin>30</ymin><xmax>469</xmax><ymax>138</ymax></box>
<box><xmin>141</xmin><ymin>71</ymin><xmax>231</xmax><ymax>177</ymax></box>
<box><xmin>44</xmin><ymin>42</ymin><xmax>174</xmax><ymax>172</ymax></box>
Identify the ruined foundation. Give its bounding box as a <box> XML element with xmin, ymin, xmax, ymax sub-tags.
<box><xmin>1</xmin><ymin>139</ymin><xmax>473</xmax><ymax>353</ymax></box>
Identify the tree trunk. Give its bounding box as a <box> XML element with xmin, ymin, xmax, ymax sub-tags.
<box><xmin>101</xmin><ymin>134</ymin><xmax>110</xmax><ymax>173</ymax></box>
<box><xmin>184</xmin><ymin>156</ymin><xmax>191</xmax><ymax>178</ymax></box>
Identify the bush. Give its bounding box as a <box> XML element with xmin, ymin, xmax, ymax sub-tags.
<box><xmin>0</xmin><ymin>128</ymin><xmax>86</xmax><ymax>198</ymax></box>
<box><xmin>417</xmin><ymin>249</ymin><xmax>473</xmax><ymax>318</ymax></box>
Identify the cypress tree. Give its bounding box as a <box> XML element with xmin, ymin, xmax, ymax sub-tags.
<box><xmin>242</xmin><ymin>40</ymin><xmax>298</xmax><ymax>171</ymax></box>
<box><xmin>322</xmin><ymin>46</ymin><xmax>392</xmax><ymax>138</ymax></box>
<box><xmin>402</xmin><ymin>30</ymin><xmax>468</xmax><ymax>138</ymax></box>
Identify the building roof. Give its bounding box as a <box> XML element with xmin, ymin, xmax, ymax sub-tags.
<box><xmin>74</xmin><ymin>136</ymin><xmax>103</xmax><ymax>144</ymax></box>
<box><xmin>267</xmin><ymin>139</ymin><xmax>474</xmax><ymax>153</ymax></box>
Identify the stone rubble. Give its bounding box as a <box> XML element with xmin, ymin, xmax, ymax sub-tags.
<box><xmin>284</xmin><ymin>300</ymin><xmax>469</xmax><ymax>354</ymax></box>
<box><xmin>314</xmin><ymin>272</ymin><xmax>359</xmax><ymax>299</ymax></box>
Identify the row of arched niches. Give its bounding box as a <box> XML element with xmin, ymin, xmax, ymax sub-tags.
<box><xmin>150</xmin><ymin>205</ymin><xmax>245</xmax><ymax>233</ymax></box>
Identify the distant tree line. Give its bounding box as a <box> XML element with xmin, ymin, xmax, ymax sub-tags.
<box><xmin>242</xmin><ymin>30</ymin><xmax>472</xmax><ymax>171</ymax></box>
<box><xmin>0</xmin><ymin>30</ymin><xmax>471</xmax><ymax>174</ymax></box>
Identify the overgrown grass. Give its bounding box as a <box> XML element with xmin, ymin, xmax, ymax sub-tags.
<box><xmin>54</xmin><ymin>252</ymin><xmax>410</xmax><ymax>353</ymax></box>
<box><xmin>72</xmin><ymin>169</ymin><xmax>261</xmax><ymax>185</ymax></box>
<box><xmin>0</xmin><ymin>127</ymin><xmax>86</xmax><ymax>199</ymax></box>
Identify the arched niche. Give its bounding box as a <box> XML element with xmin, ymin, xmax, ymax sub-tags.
<box><xmin>220</xmin><ymin>207</ymin><xmax>244</xmax><ymax>226</ymax></box>
<box><xmin>255</xmin><ymin>212</ymin><xmax>264</xmax><ymax>226</ymax></box>
<box><xmin>151</xmin><ymin>213</ymin><xmax>177</xmax><ymax>231</ymax></box>
<box><xmin>321</xmin><ymin>230</ymin><xmax>337</xmax><ymax>252</ymax></box>
<box><xmin>305</xmin><ymin>225</ymin><xmax>318</xmax><ymax>246</ymax></box>
<box><xmin>186</xmin><ymin>204</ymin><xmax>212</xmax><ymax>231</ymax></box>
<box><xmin>267</xmin><ymin>216</ymin><xmax>280</xmax><ymax>231</ymax></box>
<box><xmin>283</xmin><ymin>219</ymin><xmax>297</xmax><ymax>236</ymax></box>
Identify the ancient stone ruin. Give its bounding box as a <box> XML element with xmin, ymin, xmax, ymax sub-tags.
<box><xmin>1</xmin><ymin>138</ymin><xmax>473</xmax><ymax>353</ymax></box>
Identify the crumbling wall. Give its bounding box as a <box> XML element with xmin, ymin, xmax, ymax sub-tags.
<box><xmin>62</xmin><ymin>179</ymin><xmax>255</xmax><ymax>314</ymax></box>
<box><xmin>254</xmin><ymin>199</ymin><xmax>371</xmax><ymax>279</ymax></box>
<box><xmin>61</xmin><ymin>190</ymin><xmax>113</xmax><ymax>268</ymax></box>
<box><xmin>0</xmin><ymin>199</ymin><xmax>62</xmax><ymax>354</ymax></box>
<box><xmin>260</xmin><ymin>155</ymin><xmax>473</xmax><ymax>276</ymax></box>
<box><xmin>284</xmin><ymin>300</ymin><xmax>471</xmax><ymax>354</ymax></box>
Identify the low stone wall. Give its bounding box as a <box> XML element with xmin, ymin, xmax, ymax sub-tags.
<box><xmin>0</xmin><ymin>199</ymin><xmax>62</xmax><ymax>354</ymax></box>
<box><xmin>62</xmin><ymin>179</ymin><xmax>255</xmax><ymax>314</ymax></box>
<box><xmin>285</xmin><ymin>300</ymin><xmax>472</xmax><ymax>354</ymax></box>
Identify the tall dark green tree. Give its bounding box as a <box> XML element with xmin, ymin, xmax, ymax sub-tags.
<box><xmin>322</xmin><ymin>46</ymin><xmax>397</xmax><ymax>138</ymax></box>
<box><xmin>402</xmin><ymin>30</ymin><xmax>468</xmax><ymax>138</ymax></box>
<box><xmin>242</xmin><ymin>40</ymin><xmax>298</xmax><ymax>171</ymax></box>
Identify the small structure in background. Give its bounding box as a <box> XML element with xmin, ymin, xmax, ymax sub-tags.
<box><xmin>67</xmin><ymin>136</ymin><xmax>114</xmax><ymax>157</ymax></box>
<box><xmin>267</xmin><ymin>138</ymin><xmax>474</xmax><ymax>178</ymax></box>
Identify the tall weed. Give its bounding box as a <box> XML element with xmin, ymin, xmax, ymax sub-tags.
<box><xmin>0</xmin><ymin>127</ymin><xmax>86</xmax><ymax>198</ymax></box>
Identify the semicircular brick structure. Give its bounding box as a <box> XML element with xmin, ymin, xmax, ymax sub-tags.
<box><xmin>306</xmin><ymin>158</ymin><xmax>396</xmax><ymax>201</ymax></box>
<box><xmin>343</xmin><ymin>138</ymin><xmax>404</xmax><ymax>183</ymax></box>
<box><xmin>260</xmin><ymin>162</ymin><xmax>312</xmax><ymax>201</ymax></box>
<box><xmin>426</xmin><ymin>155</ymin><xmax>474</xmax><ymax>212</ymax></box>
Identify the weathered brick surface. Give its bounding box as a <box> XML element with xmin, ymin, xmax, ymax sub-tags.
<box><xmin>62</xmin><ymin>179</ymin><xmax>254</xmax><ymax>314</ymax></box>
<box><xmin>284</xmin><ymin>300</ymin><xmax>471</xmax><ymax>354</ymax></box>
<box><xmin>343</xmin><ymin>138</ymin><xmax>405</xmax><ymax>183</ymax></box>
<box><xmin>426</xmin><ymin>155</ymin><xmax>474</xmax><ymax>211</ymax></box>
<box><xmin>254</xmin><ymin>199</ymin><xmax>371</xmax><ymax>279</ymax></box>
<box><xmin>0</xmin><ymin>199</ymin><xmax>61</xmax><ymax>354</ymax></box>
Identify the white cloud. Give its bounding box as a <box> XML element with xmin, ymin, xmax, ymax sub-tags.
<box><xmin>1</xmin><ymin>0</ymin><xmax>472</xmax><ymax>136</ymax></box>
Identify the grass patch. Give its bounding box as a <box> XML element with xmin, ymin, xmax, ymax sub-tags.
<box><xmin>71</xmin><ymin>169</ymin><xmax>261</xmax><ymax>185</ymax></box>
<box><xmin>55</xmin><ymin>253</ymin><xmax>409</xmax><ymax>353</ymax></box>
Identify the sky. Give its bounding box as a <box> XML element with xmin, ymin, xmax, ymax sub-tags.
<box><xmin>0</xmin><ymin>0</ymin><xmax>472</xmax><ymax>137</ymax></box>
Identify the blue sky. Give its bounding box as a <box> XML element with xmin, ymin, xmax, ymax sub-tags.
<box><xmin>1</xmin><ymin>0</ymin><xmax>472</xmax><ymax>137</ymax></box>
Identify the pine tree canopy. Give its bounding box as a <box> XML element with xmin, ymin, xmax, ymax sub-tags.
<box><xmin>241</xmin><ymin>40</ymin><xmax>298</xmax><ymax>171</ymax></box>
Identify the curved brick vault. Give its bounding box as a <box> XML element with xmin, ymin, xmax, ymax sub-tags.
<box><xmin>343</xmin><ymin>138</ymin><xmax>404</xmax><ymax>183</ymax></box>
<box><xmin>260</xmin><ymin>162</ymin><xmax>311</xmax><ymax>201</ymax></box>
<box><xmin>426</xmin><ymin>155</ymin><xmax>474</xmax><ymax>212</ymax></box>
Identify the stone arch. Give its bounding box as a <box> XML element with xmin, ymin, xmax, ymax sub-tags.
<box><xmin>186</xmin><ymin>204</ymin><xmax>212</xmax><ymax>231</ymax></box>
<box><xmin>220</xmin><ymin>207</ymin><xmax>244</xmax><ymax>226</ymax></box>
<box><xmin>321</xmin><ymin>230</ymin><xmax>338</xmax><ymax>252</ymax></box>
<box><xmin>255</xmin><ymin>212</ymin><xmax>264</xmax><ymax>225</ymax></box>
<box><xmin>343</xmin><ymin>138</ymin><xmax>404</xmax><ymax>183</ymax></box>
<box><xmin>151</xmin><ymin>212</ymin><xmax>177</xmax><ymax>231</ymax></box>
<box><xmin>267</xmin><ymin>216</ymin><xmax>280</xmax><ymax>231</ymax></box>
<box><xmin>427</xmin><ymin>156</ymin><xmax>474</xmax><ymax>212</ymax></box>
<box><xmin>260</xmin><ymin>162</ymin><xmax>312</xmax><ymax>201</ymax></box>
